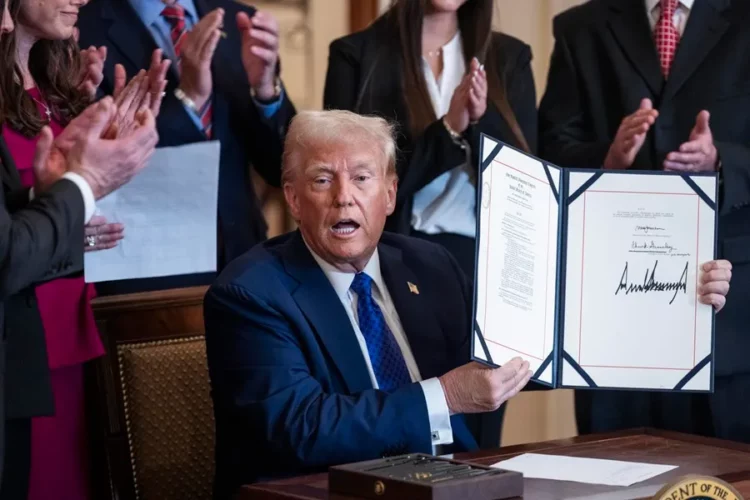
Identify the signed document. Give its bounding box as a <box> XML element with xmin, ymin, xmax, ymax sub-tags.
<box><xmin>473</xmin><ymin>136</ymin><xmax>717</xmax><ymax>392</ymax></box>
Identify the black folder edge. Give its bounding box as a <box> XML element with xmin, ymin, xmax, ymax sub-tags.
<box><xmin>557</xmin><ymin>168</ymin><xmax>718</xmax><ymax>394</ymax></box>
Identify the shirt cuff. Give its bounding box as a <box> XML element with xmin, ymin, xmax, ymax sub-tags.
<box><xmin>252</xmin><ymin>87</ymin><xmax>284</xmax><ymax>118</ymax></box>
<box><xmin>419</xmin><ymin>377</ymin><xmax>454</xmax><ymax>446</ymax></box>
<box><xmin>62</xmin><ymin>172</ymin><xmax>96</xmax><ymax>223</ymax></box>
<box><xmin>181</xmin><ymin>100</ymin><xmax>207</xmax><ymax>132</ymax></box>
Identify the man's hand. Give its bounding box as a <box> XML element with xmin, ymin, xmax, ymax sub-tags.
<box><xmin>698</xmin><ymin>260</ymin><xmax>732</xmax><ymax>312</ymax></box>
<box><xmin>63</xmin><ymin>98</ymin><xmax>159</xmax><ymax>200</ymax></box>
<box><xmin>178</xmin><ymin>8</ymin><xmax>224</xmax><ymax>111</ymax></box>
<box><xmin>237</xmin><ymin>10</ymin><xmax>280</xmax><ymax>100</ymax></box>
<box><xmin>604</xmin><ymin>98</ymin><xmax>659</xmax><ymax>170</ymax></box>
<box><xmin>664</xmin><ymin>111</ymin><xmax>719</xmax><ymax>172</ymax></box>
<box><xmin>76</xmin><ymin>32</ymin><xmax>107</xmax><ymax>100</ymax></box>
<box><xmin>32</xmin><ymin>126</ymin><xmax>66</xmax><ymax>194</ymax></box>
<box><xmin>438</xmin><ymin>358</ymin><xmax>532</xmax><ymax>415</ymax></box>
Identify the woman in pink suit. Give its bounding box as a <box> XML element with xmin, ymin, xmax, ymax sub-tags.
<box><xmin>0</xmin><ymin>0</ymin><xmax>168</xmax><ymax>497</ymax></box>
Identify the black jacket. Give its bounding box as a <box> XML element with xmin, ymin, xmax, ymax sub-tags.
<box><xmin>0</xmin><ymin>135</ymin><xmax>85</xmax><ymax>479</ymax></box>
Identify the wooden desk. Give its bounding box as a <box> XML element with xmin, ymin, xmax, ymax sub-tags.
<box><xmin>238</xmin><ymin>429</ymin><xmax>750</xmax><ymax>499</ymax></box>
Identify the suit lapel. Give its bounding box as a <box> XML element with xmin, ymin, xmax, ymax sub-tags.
<box><xmin>607</xmin><ymin>0</ymin><xmax>663</xmax><ymax>97</ymax></box>
<box><xmin>0</xmin><ymin>136</ymin><xmax>21</xmax><ymax>192</ymax></box>
<box><xmin>281</xmin><ymin>232</ymin><xmax>373</xmax><ymax>395</ymax></box>
<box><xmin>663</xmin><ymin>0</ymin><xmax>731</xmax><ymax>100</ymax></box>
<box><xmin>100</xmin><ymin>0</ymin><xmax>158</xmax><ymax>78</ymax></box>
<box><xmin>378</xmin><ymin>244</ymin><xmax>447</xmax><ymax>381</ymax></box>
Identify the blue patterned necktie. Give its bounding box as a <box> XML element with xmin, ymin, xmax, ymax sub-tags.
<box><xmin>350</xmin><ymin>273</ymin><xmax>412</xmax><ymax>392</ymax></box>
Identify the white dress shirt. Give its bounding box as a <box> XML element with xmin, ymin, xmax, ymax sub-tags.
<box><xmin>307</xmin><ymin>245</ymin><xmax>454</xmax><ymax>449</ymax></box>
<box><xmin>646</xmin><ymin>0</ymin><xmax>694</xmax><ymax>35</ymax></box>
<box><xmin>411</xmin><ymin>31</ymin><xmax>477</xmax><ymax>239</ymax></box>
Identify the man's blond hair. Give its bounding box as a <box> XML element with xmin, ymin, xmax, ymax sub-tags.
<box><xmin>281</xmin><ymin>109</ymin><xmax>397</xmax><ymax>184</ymax></box>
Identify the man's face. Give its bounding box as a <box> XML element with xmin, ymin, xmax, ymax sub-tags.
<box><xmin>284</xmin><ymin>141</ymin><xmax>397</xmax><ymax>272</ymax></box>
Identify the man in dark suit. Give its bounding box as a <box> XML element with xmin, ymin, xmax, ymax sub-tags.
<box><xmin>204</xmin><ymin>109</ymin><xmax>534</xmax><ymax>499</ymax></box>
<box><xmin>539</xmin><ymin>0</ymin><xmax>749</xmax><ymax>441</ymax></box>
<box><xmin>0</xmin><ymin>98</ymin><xmax>158</xmax><ymax>497</ymax></box>
<box><xmin>76</xmin><ymin>0</ymin><xmax>296</xmax><ymax>295</ymax></box>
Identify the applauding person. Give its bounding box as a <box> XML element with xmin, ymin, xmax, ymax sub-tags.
<box><xmin>77</xmin><ymin>0</ymin><xmax>296</xmax><ymax>295</ymax></box>
<box><xmin>0</xmin><ymin>0</ymin><xmax>162</xmax><ymax>497</ymax></box>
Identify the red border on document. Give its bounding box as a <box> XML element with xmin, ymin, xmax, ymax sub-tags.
<box><xmin>577</xmin><ymin>190</ymin><xmax>700</xmax><ymax>372</ymax></box>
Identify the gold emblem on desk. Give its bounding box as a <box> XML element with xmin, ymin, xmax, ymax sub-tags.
<box><xmin>653</xmin><ymin>476</ymin><xmax>744</xmax><ymax>500</ymax></box>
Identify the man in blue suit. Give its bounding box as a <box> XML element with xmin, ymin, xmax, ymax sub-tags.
<box><xmin>204</xmin><ymin>110</ymin><xmax>534</xmax><ymax>499</ymax></box>
<box><xmin>77</xmin><ymin>0</ymin><xmax>295</xmax><ymax>294</ymax></box>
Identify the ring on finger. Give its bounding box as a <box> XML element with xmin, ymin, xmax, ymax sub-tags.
<box><xmin>86</xmin><ymin>235</ymin><xmax>96</xmax><ymax>247</ymax></box>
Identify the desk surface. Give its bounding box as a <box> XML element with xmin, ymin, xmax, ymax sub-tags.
<box><xmin>239</xmin><ymin>429</ymin><xmax>750</xmax><ymax>499</ymax></box>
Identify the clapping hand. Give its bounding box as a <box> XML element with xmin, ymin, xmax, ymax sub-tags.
<box><xmin>237</xmin><ymin>10</ymin><xmax>280</xmax><ymax>100</ymax></box>
<box><xmin>604</xmin><ymin>98</ymin><xmax>659</xmax><ymax>170</ymax></box>
<box><xmin>664</xmin><ymin>111</ymin><xmax>719</xmax><ymax>173</ymax></box>
<box><xmin>444</xmin><ymin>57</ymin><xmax>488</xmax><ymax>135</ymax></box>
<box><xmin>178</xmin><ymin>8</ymin><xmax>224</xmax><ymax>111</ymax></box>
<box><xmin>77</xmin><ymin>45</ymin><xmax>107</xmax><ymax>101</ymax></box>
<box><xmin>107</xmin><ymin>49</ymin><xmax>171</xmax><ymax>139</ymax></box>
<box><xmin>467</xmin><ymin>57</ymin><xmax>487</xmax><ymax>123</ymax></box>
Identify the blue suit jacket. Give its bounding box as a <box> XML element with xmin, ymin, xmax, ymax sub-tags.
<box><xmin>204</xmin><ymin>231</ymin><xmax>479</xmax><ymax>499</ymax></box>
<box><xmin>76</xmin><ymin>0</ymin><xmax>296</xmax><ymax>295</ymax></box>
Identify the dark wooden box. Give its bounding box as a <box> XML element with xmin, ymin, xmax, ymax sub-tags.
<box><xmin>328</xmin><ymin>453</ymin><xmax>523</xmax><ymax>500</ymax></box>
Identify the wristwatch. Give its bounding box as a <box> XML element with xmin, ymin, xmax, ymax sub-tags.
<box><xmin>251</xmin><ymin>77</ymin><xmax>282</xmax><ymax>104</ymax></box>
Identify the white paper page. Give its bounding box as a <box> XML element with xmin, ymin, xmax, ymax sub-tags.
<box><xmin>493</xmin><ymin>454</ymin><xmax>677</xmax><ymax>487</ymax></box>
<box><xmin>474</xmin><ymin>141</ymin><xmax>559</xmax><ymax>383</ymax></box>
<box><xmin>562</xmin><ymin>172</ymin><xmax>716</xmax><ymax>390</ymax></box>
<box><xmin>84</xmin><ymin>142</ymin><xmax>220</xmax><ymax>283</ymax></box>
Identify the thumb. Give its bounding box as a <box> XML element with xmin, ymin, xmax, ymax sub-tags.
<box><xmin>695</xmin><ymin>110</ymin><xmax>711</xmax><ymax>135</ymax></box>
<box><xmin>236</xmin><ymin>11</ymin><xmax>252</xmax><ymax>31</ymax></box>
<box><xmin>33</xmin><ymin>126</ymin><xmax>54</xmax><ymax>177</ymax></box>
<box><xmin>639</xmin><ymin>98</ymin><xmax>653</xmax><ymax>110</ymax></box>
<box><xmin>86</xmin><ymin>98</ymin><xmax>116</xmax><ymax>139</ymax></box>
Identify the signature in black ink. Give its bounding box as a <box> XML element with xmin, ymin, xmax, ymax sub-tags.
<box><xmin>635</xmin><ymin>225</ymin><xmax>665</xmax><ymax>234</ymax></box>
<box><xmin>631</xmin><ymin>241</ymin><xmax>675</xmax><ymax>253</ymax></box>
<box><xmin>615</xmin><ymin>261</ymin><xmax>689</xmax><ymax>305</ymax></box>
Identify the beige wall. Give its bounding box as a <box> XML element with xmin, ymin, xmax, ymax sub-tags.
<box><xmin>260</xmin><ymin>0</ymin><xmax>591</xmax><ymax>448</ymax></box>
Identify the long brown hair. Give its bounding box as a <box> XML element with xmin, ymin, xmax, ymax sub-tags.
<box><xmin>387</xmin><ymin>0</ymin><xmax>529</xmax><ymax>152</ymax></box>
<box><xmin>0</xmin><ymin>0</ymin><xmax>89</xmax><ymax>137</ymax></box>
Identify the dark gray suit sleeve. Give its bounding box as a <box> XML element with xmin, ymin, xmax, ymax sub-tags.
<box><xmin>0</xmin><ymin>179</ymin><xmax>85</xmax><ymax>299</ymax></box>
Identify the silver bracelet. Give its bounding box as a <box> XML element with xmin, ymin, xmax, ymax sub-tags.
<box><xmin>174</xmin><ymin>88</ymin><xmax>199</xmax><ymax>114</ymax></box>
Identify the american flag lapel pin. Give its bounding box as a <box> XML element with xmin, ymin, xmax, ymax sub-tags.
<box><xmin>408</xmin><ymin>282</ymin><xmax>419</xmax><ymax>295</ymax></box>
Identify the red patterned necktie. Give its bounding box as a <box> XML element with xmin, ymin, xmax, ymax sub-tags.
<box><xmin>161</xmin><ymin>2</ymin><xmax>213</xmax><ymax>137</ymax></box>
<box><xmin>654</xmin><ymin>0</ymin><xmax>681</xmax><ymax>79</ymax></box>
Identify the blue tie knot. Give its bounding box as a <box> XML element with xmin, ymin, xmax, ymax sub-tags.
<box><xmin>351</xmin><ymin>272</ymin><xmax>373</xmax><ymax>298</ymax></box>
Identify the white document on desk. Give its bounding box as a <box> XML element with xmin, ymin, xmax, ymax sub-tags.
<box><xmin>492</xmin><ymin>454</ymin><xmax>677</xmax><ymax>487</ymax></box>
<box><xmin>84</xmin><ymin>141</ymin><xmax>220</xmax><ymax>283</ymax></box>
